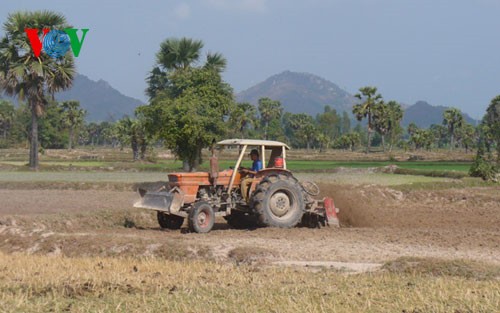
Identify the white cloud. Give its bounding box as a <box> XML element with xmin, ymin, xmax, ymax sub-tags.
<box><xmin>203</xmin><ymin>0</ymin><xmax>268</xmax><ymax>13</ymax></box>
<box><xmin>174</xmin><ymin>3</ymin><xmax>191</xmax><ymax>20</ymax></box>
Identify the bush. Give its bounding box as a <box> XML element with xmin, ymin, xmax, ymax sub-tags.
<box><xmin>469</xmin><ymin>155</ymin><xmax>498</xmax><ymax>181</ymax></box>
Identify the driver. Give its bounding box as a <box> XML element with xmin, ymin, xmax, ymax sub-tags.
<box><xmin>240</xmin><ymin>149</ymin><xmax>262</xmax><ymax>201</ymax></box>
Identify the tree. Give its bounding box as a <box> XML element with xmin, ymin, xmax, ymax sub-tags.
<box><xmin>429</xmin><ymin>124</ymin><xmax>449</xmax><ymax>148</ymax></box>
<box><xmin>456</xmin><ymin>123</ymin><xmax>475</xmax><ymax>153</ymax></box>
<box><xmin>283</xmin><ymin>113</ymin><xmax>315</xmax><ymax>149</ymax></box>
<box><xmin>258</xmin><ymin>97</ymin><xmax>282</xmax><ymax>140</ymax></box>
<box><xmin>229</xmin><ymin>102</ymin><xmax>257</xmax><ymax>138</ymax></box>
<box><xmin>139</xmin><ymin>67</ymin><xmax>234</xmax><ymax>171</ymax></box>
<box><xmin>483</xmin><ymin>95</ymin><xmax>500</xmax><ymax>163</ymax></box>
<box><xmin>116</xmin><ymin>116</ymin><xmax>147</xmax><ymax>161</ymax></box>
<box><xmin>0</xmin><ymin>11</ymin><xmax>75</xmax><ymax>169</ymax></box>
<box><xmin>61</xmin><ymin>100</ymin><xmax>86</xmax><ymax>149</ymax></box>
<box><xmin>143</xmin><ymin>37</ymin><xmax>231</xmax><ymax>171</ymax></box>
<box><xmin>408</xmin><ymin>126</ymin><xmax>433</xmax><ymax>151</ymax></box>
<box><xmin>384</xmin><ymin>101</ymin><xmax>403</xmax><ymax>152</ymax></box>
<box><xmin>317</xmin><ymin>105</ymin><xmax>341</xmax><ymax>148</ymax></box>
<box><xmin>0</xmin><ymin>99</ymin><xmax>15</xmax><ymax>140</ymax></box>
<box><xmin>443</xmin><ymin>108</ymin><xmax>464</xmax><ymax>150</ymax></box>
<box><xmin>341</xmin><ymin>111</ymin><xmax>351</xmax><ymax>135</ymax></box>
<box><xmin>146</xmin><ymin>37</ymin><xmax>227</xmax><ymax>100</ymax></box>
<box><xmin>335</xmin><ymin>133</ymin><xmax>360</xmax><ymax>151</ymax></box>
<box><xmin>352</xmin><ymin>86</ymin><xmax>383</xmax><ymax>153</ymax></box>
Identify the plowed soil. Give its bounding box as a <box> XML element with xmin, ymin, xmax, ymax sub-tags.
<box><xmin>0</xmin><ymin>184</ymin><xmax>499</xmax><ymax>265</ymax></box>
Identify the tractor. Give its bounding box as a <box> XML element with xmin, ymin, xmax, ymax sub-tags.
<box><xmin>134</xmin><ymin>139</ymin><xmax>339</xmax><ymax>233</ymax></box>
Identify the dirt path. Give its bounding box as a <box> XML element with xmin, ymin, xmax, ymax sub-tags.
<box><xmin>0</xmin><ymin>186</ymin><xmax>499</xmax><ymax>266</ymax></box>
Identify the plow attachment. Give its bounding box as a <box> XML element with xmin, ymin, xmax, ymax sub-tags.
<box><xmin>322</xmin><ymin>197</ymin><xmax>340</xmax><ymax>227</ymax></box>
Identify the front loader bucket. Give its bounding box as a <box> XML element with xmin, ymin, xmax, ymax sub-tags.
<box><xmin>134</xmin><ymin>190</ymin><xmax>174</xmax><ymax>211</ymax></box>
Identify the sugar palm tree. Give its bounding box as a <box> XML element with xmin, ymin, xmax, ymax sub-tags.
<box><xmin>258</xmin><ymin>97</ymin><xmax>282</xmax><ymax>140</ymax></box>
<box><xmin>443</xmin><ymin>108</ymin><xmax>464</xmax><ymax>150</ymax></box>
<box><xmin>61</xmin><ymin>100</ymin><xmax>86</xmax><ymax>150</ymax></box>
<box><xmin>146</xmin><ymin>37</ymin><xmax>227</xmax><ymax>100</ymax></box>
<box><xmin>352</xmin><ymin>86</ymin><xmax>383</xmax><ymax>153</ymax></box>
<box><xmin>230</xmin><ymin>102</ymin><xmax>257</xmax><ymax>138</ymax></box>
<box><xmin>0</xmin><ymin>11</ymin><xmax>75</xmax><ymax>169</ymax></box>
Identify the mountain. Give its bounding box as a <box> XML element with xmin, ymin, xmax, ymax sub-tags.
<box><xmin>56</xmin><ymin>74</ymin><xmax>143</xmax><ymax>121</ymax></box>
<box><xmin>402</xmin><ymin>101</ymin><xmax>478</xmax><ymax>128</ymax></box>
<box><xmin>236</xmin><ymin>71</ymin><xmax>356</xmax><ymax>116</ymax></box>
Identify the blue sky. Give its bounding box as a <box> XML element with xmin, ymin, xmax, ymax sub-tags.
<box><xmin>2</xmin><ymin>0</ymin><xmax>499</xmax><ymax>118</ymax></box>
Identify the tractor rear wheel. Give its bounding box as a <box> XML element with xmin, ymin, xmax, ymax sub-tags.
<box><xmin>188</xmin><ymin>202</ymin><xmax>215</xmax><ymax>233</ymax></box>
<box><xmin>157</xmin><ymin>212</ymin><xmax>184</xmax><ymax>230</ymax></box>
<box><xmin>251</xmin><ymin>175</ymin><xmax>305</xmax><ymax>228</ymax></box>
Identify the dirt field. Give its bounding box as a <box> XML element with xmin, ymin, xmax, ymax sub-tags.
<box><xmin>1</xmin><ymin>182</ymin><xmax>498</xmax><ymax>268</ymax></box>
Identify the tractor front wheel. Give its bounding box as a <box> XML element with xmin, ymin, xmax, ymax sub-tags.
<box><xmin>188</xmin><ymin>202</ymin><xmax>215</xmax><ymax>233</ymax></box>
<box><xmin>157</xmin><ymin>212</ymin><xmax>184</xmax><ymax>230</ymax></box>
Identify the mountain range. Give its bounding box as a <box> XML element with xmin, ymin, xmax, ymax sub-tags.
<box><xmin>236</xmin><ymin>71</ymin><xmax>478</xmax><ymax>127</ymax></box>
<box><xmin>1</xmin><ymin>71</ymin><xmax>479</xmax><ymax>127</ymax></box>
<box><xmin>56</xmin><ymin>74</ymin><xmax>144</xmax><ymax>121</ymax></box>
<box><xmin>236</xmin><ymin>70</ymin><xmax>356</xmax><ymax>116</ymax></box>
<box><xmin>401</xmin><ymin>101</ymin><xmax>477</xmax><ymax>128</ymax></box>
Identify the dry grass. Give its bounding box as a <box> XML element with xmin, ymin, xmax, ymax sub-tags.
<box><xmin>0</xmin><ymin>252</ymin><xmax>499</xmax><ymax>313</ymax></box>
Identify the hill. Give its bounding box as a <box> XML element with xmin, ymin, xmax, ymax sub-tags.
<box><xmin>56</xmin><ymin>74</ymin><xmax>144</xmax><ymax>121</ymax></box>
<box><xmin>402</xmin><ymin>101</ymin><xmax>478</xmax><ymax>128</ymax></box>
<box><xmin>236</xmin><ymin>71</ymin><xmax>356</xmax><ymax>116</ymax></box>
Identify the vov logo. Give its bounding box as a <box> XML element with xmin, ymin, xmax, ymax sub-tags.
<box><xmin>24</xmin><ymin>28</ymin><xmax>89</xmax><ymax>58</ymax></box>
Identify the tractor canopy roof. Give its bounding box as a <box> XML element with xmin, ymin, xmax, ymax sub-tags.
<box><xmin>216</xmin><ymin>139</ymin><xmax>290</xmax><ymax>150</ymax></box>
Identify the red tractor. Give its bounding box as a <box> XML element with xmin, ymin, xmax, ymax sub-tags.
<box><xmin>134</xmin><ymin>139</ymin><xmax>339</xmax><ymax>233</ymax></box>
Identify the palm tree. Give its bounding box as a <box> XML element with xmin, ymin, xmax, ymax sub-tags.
<box><xmin>443</xmin><ymin>108</ymin><xmax>464</xmax><ymax>150</ymax></box>
<box><xmin>352</xmin><ymin>86</ymin><xmax>383</xmax><ymax>153</ymax></box>
<box><xmin>116</xmin><ymin>117</ymin><xmax>148</xmax><ymax>161</ymax></box>
<box><xmin>230</xmin><ymin>102</ymin><xmax>257</xmax><ymax>138</ymax></box>
<box><xmin>373</xmin><ymin>100</ymin><xmax>403</xmax><ymax>152</ymax></box>
<box><xmin>204</xmin><ymin>52</ymin><xmax>227</xmax><ymax>73</ymax></box>
<box><xmin>0</xmin><ymin>11</ymin><xmax>75</xmax><ymax>169</ymax></box>
<box><xmin>258</xmin><ymin>97</ymin><xmax>282</xmax><ymax>140</ymax></box>
<box><xmin>61</xmin><ymin>100</ymin><xmax>86</xmax><ymax>150</ymax></box>
<box><xmin>156</xmin><ymin>37</ymin><xmax>204</xmax><ymax>70</ymax></box>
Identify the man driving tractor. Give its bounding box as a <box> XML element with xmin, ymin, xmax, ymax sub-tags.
<box><xmin>239</xmin><ymin>149</ymin><xmax>263</xmax><ymax>201</ymax></box>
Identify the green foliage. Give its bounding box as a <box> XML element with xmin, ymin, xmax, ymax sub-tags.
<box><xmin>469</xmin><ymin>154</ymin><xmax>497</xmax><ymax>181</ymax></box>
<box><xmin>38</xmin><ymin>101</ymin><xmax>68</xmax><ymax>149</ymax></box>
<box><xmin>352</xmin><ymin>86</ymin><xmax>384</xmax><ymax>153</ymax></box>
<box><xmin>140</xmin><ymin>67</ymin><xmax>234</xmax><ymax>170</ymax></box>
<box><xmin>429</xmin><ymin>124</ymin><xmax>449</xmax><ymax>148</ymax></box>
<box><xmin>372</xmin><ymin>100</ymin><xmax>404</xmax><ymax>152</ymax></box>
<box><xmin>228</xmin><ymin>102</ymin><xmax>257</xmax><ymax>138</ymax></box>
<box><xmin>316</xmin><ymin>105</ymin><xmax>341</xmax><ymax>149</ymax></box>
<box><xmin>334</xmin><ymin>133</ymin><xmax>361</xmax><ymax>151</ymax></box>
<box><xmin>258</xmin><ymin>97</ymin><xmax>282</xmax><ymax>140</ymax></box>
<box><xmin>409</xmin><ymin>126</ymin><xmax>433</xmax><ymax>151</ymax></box>
<box><xmin>0</xmin><ymin>99</ymin><xmax>15</xmax><ymax>143</ymax></box>
<box><xmin>443</xmin><ymin>108</ymin><xmax>465</xmax><ymax>150</ymax></box>
<box><xmin>115</xmin><ymin>116</ymin><xmax>148</xmax><ymax>161</ymax></box>
<box><xmin>0</xmin><ymin>10</ymin><xmax>75</xmax><ymax>169</ymax></box>
<box><xmin>483</xmin><ymin>95</ymin><xmax>500</xmax><ymax>162</ymax></box>
<box><xmin>142</xmin><ymin>37</ymin><xmax>232</xmax><ymax>170</ymax></box>
<box><xmin>61</xmin><ymin>100</ymin><xmax>86</xmax><ymax>149</ymax></box>
<box><xmin>469</xmin><ymin>97</ymin><xmax>500</xmax><ymax>181</ymax></box>
<box><xmin>283</xmin><ymin>112</ymin><xmax>317</xmax><ymax>149</ymax></box>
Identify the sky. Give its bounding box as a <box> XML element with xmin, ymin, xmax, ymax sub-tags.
<box><xmin>1</xmin><ymin>0</ymin><xmax>499</xmax><ymax>119</ymax></box>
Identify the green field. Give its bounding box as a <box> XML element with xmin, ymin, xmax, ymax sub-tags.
<box><xmin>0</xmin><ymin>159</ymin><xmax>472</xmax><ymax>172</ymax></box>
